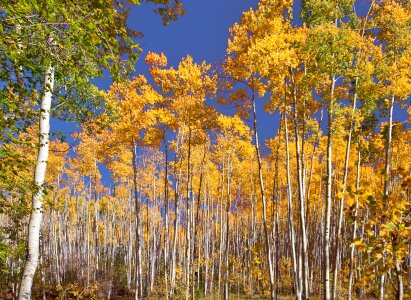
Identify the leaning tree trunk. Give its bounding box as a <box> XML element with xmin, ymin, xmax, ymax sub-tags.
<box><xmin>251</xmin><ymin>90</ymin><xmax>275</xmax><ymax>300</ymax></box>
<box><xmin>332</xmin><ymin>76</ymin><xmax>358</xmax><ymax>299</ymax></box>
<box><xmin>19</xmin><ymin>65</ymin><xmax>55</xmax><ymax>300</ymax></box>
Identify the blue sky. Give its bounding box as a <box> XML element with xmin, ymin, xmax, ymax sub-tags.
<box><xmin>123</xmin><ymin>0</ymin><xmax>384</xmax><ymax>146</ymax></box>
<box><xmin>56</xmin><ymin>1</ymin><xmax>266</xmax><ymax>146</ymax></box>
<box><xmin>127</xmin><ymin>0</ymin><xmax>279</xmax><ymax>145</ymax></box>
<box><xmin>55</xmin><ymin>0</ymin><xmax>408</xmax><ymax>187</ymax></box>
<box><xmin>77</xmin><ymin>0</ymin><xmax>389</xmax><ymax>147</ymax></box>
<box><xmin>77</xmin><ymin>0</ymin><xmax>265</xmax><ymax>186</ymax></box>
<box><xmin>131</xmin><ymin>0</ymin><xmax>259</xmax><ymax>72</ymax></box>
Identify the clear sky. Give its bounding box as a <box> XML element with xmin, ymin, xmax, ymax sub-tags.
<box><xmin>131</xmin><ymin>1</ymin><xmax>259</xmax><ymax>73</ymax></box>
<box><xmin>57</xmin><ymin>0</ymin><xmax>408</xmax><ymax>187</ymax></box>
<box><xmin>127</xmin><ymin>0</ymin><xmax>280</xmax><ymax>146</ymax></box>
<box><xmin>123</xmin><ymin>0</ymin><xmax>401</xmax><ymax>148</ymax></box>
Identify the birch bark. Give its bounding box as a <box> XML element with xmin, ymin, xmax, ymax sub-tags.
<box><xmin>19</xmin><ymin>65</ymin><xmax>54</xmax><ymax>300</ymax></box>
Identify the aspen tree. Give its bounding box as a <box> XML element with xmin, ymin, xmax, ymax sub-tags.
<box><xmin>372</xmin><ymin>2</ymin><xmax>411</xmax><ymax>298</ymax></box>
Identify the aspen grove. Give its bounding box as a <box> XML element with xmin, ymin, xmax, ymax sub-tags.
<box><xmin>1</xmin><ymin>0</ymin><xmax>411</xmax><ymax>299</ymax></box>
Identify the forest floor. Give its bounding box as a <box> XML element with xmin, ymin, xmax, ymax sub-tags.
<box><xmin>115</xmin><ymin>294</ymin><xmax>306</xmax><ymax>300</ymax></box>
<box><xmin>200</xmin><ymin>294</ymin><xmax>302</xmax><ymax>299</ymax></box>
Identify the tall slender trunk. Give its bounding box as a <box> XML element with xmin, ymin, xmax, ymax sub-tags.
<box><xmin>170</xmin><ymin>129</ymin><xmax>185</xmax><ymax>296</ymax></box>
<box><xmin>210</xmin><ymin>178</ymin><xmax>215</xmax><ymax>294</ymax></box>
<box><xmin>380</xmin><ymin>94</ymin><xmax>395</xmax><ymax>300</ymax></box>
<box><xmin>324</xmin><ymin>75</ymin><xmax>336</xmax><ymax>300</ymax></box>
<box><xmin>290</xmin><ymin>71</ymin><xmax>309</xmax><ymax>300</ymax></box>
<box><xmin>94</xmin><ymin>195</ymin><xmax>99</xmax><ymax>281</ymax></box>
<box><xmin>348</xmin><ymin>142</ymin><xmax>361</xmax><ymax>300</ymax></box>
<box><xmin>204</xmin><ymin>178</ymin><xmax>210</xmax><ymax>295</ymax></box>
<box><xmin>332</xmin><ymin>77</ymin><xmax>358</xmax><ymax>299</ymax></box>
<box><xmin>19</xmin><ymin>65</ymin><xmax>54</xmax><ymax>300</ymax></box>
<box><xmin>170</xmin><ymin>179</ymin><xmax>180</xmax><ymax>296</ymax></box>
<box><xmin>132</xmin><ymin>143</ymin><xmax>142</xmax><ymax>300</ymax></box>
<box><xmin>274</xmin><ymin>126</ymin><xmax>281</xmax><ymax>300</ymax></box>
<box><xmin>149</xmin><ymin>175</ymin><xmax>158</xmax><ymax>294</ymax></box>
<box><xmin>224</xmin><ymin>156</ymin><xmax>232</xmax><ymax>300</ymax></box>
<box><xmin>192</xmin><ymin>148</ymin><xmax>206</xmax><ymax>299</ymax></box>
<box><xmin>163</xmin><ymin>138</ymin><xmax>170</xmax><ymax>300</ymax></box>
<box><xmin>185</xmin><ymin>127</ymin><xmax>192</xmax><ymax>300</ymax></box>
<box><xmin>218</xmin><ymin>160</ymin><xmax>225</xmax><ymax>294</ymax></box>
<box><xmin>251</xmin><ymin>90</ymin><xmax>275</xmax><ymax>300</ymax></box>
<box><xmin>284</xmin><ymin>113</ymin><xmax>301</xmax><ymax>300</ymax></box>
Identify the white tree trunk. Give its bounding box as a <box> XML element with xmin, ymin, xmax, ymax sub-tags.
<box><xmin>333</xmin><ymin>77</ymin><xmax>358</xmax><ymax>299</ymax></box>
<box><xmin>291</xmin><ymin>72</ymin><xmax>309</xmax><ymax>299</ymax></box>
<box><xmin>19</xmin><ymin>65</ymin><xmax>54</xmax><ymax>300</ymax></box>
<box><xmin>348</xmin><ymin>143</ymin><xmax>361</xmax><ymax>300</ymax></box>
<box><xmin>224</xmin><ymin>156</ymin><xmax>232</xmax><ymax>300</ymax></box>
<box><xmin>380</xmin><ymin>95</ymin><xmax>395</xmax><ymax>300</ymax></box>
<box><xmin>251</xmin><ymin>91</ymin><xmax>275</xmax><ymax>300</ymax></box>
<box><xmin>324</xmin><ymin>75</ymin><xmax>336</xmax><ymax>300</ymax></box>
<box><xmin>284</xmin><ymin>114</ymin><xmax>301</xmax><ymax>300</ymax></box>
